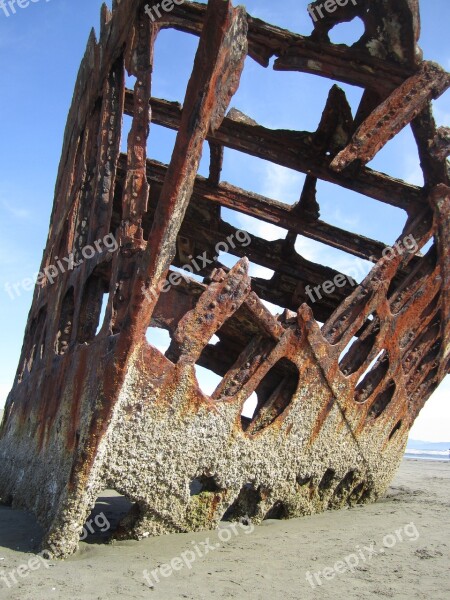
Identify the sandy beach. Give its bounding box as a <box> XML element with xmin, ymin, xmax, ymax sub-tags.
<box><xmin>0</xmin><ymin>458</ymin><xmax>448</xmax><ymax>600</ymax></box>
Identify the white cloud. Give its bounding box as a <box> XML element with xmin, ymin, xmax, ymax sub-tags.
<box><xmin>403</xmin><ymin>153</ymin><xmax>424</xmax><ymax>186</ymax></box>
<box><xmin>295</xmin><ymin>236</ymin><xmax>325</xmax><ymax>264</ymax></box>
<box><xmin>237</xmin><ymin>213</ymin><xmax>285</xmax><ymax>241</ymax></box>
<box><xmin>261</xmin><ymin>162</ymin><xmax>305</xmax><ymax>205</ymax></box>
<box><xmin>262</xmin><ymin>299</ymin><xmax>286</xmax><ymax>316</ymax></box>
<box><xmin>248</xmin><ymin>263</ymin><xmax>274</xmax><ymax>280</ymax></box>
<box><xmin>327</xmin><ymin>207</ymin><xmax>360</xmax><ymax>230</ymax></box>
<box><xmin>409</xmin><ymin>375</ymin><xmax>450</xmax><ymax>443</ymax></box>
<box><xmin>295</xmin><ymin>236</ymin><xmax>373</xmax><ymax>280</ymax></box>
<box><xmin>0</xmin><ymin>382</ymin><xmax>13</xmax><ymax>409</ymax></box>
<box><xmin>0</xmin><ymin>29</ymin><xmax>27</xmax><ymax>51</ymax></box>
<box><xmin>2</xmin><ymin>199</ymin><xmax>31</xmax><ymax>220</ymax></box>
<box><xmin>0</xmin><ymin>237</ymin><xmax>22</xmax><ymax>267</ymax></box>
<box><xmin>432</xmin><ymin>99</ymin><xmax>450</xmax><ymax>129</ymax></box>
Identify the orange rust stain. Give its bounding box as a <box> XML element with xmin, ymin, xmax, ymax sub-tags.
<box><xmin>67</xmin><ymin>348</ymin><xmax>89</xmax><ymax>452</ymax></box>
<box><xmin>310</xmin><ymin>394</ymin><xmax>335</xmax><ymax>445</ymax></box>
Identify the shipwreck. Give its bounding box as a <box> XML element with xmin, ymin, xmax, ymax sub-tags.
<box><xmin>1</xmin><ymin>0</ymin><xmax>449</xmax><ymax>557</ymax></box>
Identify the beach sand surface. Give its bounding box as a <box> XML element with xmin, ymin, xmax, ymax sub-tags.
<box><xmin>0</xmin><ymin>459</ymin><xmax>449</xmax><ymax>600</ymax></box>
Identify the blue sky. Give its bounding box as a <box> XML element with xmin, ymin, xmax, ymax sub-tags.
<box><xmin>0</xmin><ymin>0</ymin><xmax>448</xmax><ymax>441</ymax></box>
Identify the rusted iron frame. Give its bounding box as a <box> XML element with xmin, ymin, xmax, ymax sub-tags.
<box><xmin>109</xmin><ymin>9</ymin><xmax>155</xmax><ymax>333</ymax></box>
<box><xmin>34</xmin><ymin>0</ymin><xmax>442</xmax><ymax>392</ymax></box>
<box><xmin>322</xmin><ymin>208</ymin><xmax>435</xmax><ymax>346</ymax></box>
<box><xmin>48</xmin><ymin>0</ymin><xmax>147</xmax><ymax>243</ymax></box>
<box><xmin>23</xmin><ymin>0</ymin><xmax>250</xmax><ymax>536</ymax></box>
<box><xmin>291</xmin><ymin>84</ymin><xmax>354</xmax><ymax>225</ymax></box>
<box><xmin>117</xmin><ymin>160</ymin><xmax>370</xmax><ymax>280</ymax></box>
<box><xmin>330</xmin><ymin>262</ymin><xmax>439</xmax><ymax>420</ymax></box>
<box><xmin>428</xmin><ymin>184</ymin><xmax>450</xmax><ymax>381</ymax></box>
<box><xmin>124</xmin><ymin>92</ymin><xmax>425</xmax><ymax>213</ymax></box>
<box><xmin>117</xmin><ymin>155</ymin><xmax>428</xmax><ymax>291</ymax></box>
<box><xmin>304</xmin><ymin>211</ymin><xmax>438</xmax><ymax>432</ymax></box>
<box><xmin>403</xmin><ymin>316</ymin><xmax>442</xmax><ymax>379</ymax></box>
<box><xmin>297</xmin><ymin>267</ymin><xmax>441</xmax><ymax>444</ymax></box>
<box><xmin>166</xmin><ymin>259</ymin><xmax>252</xmax><ymax>364</ymax></box>
<box><xmin>163</xmin><ymin>214</ymin><xmax>358</xmax><ymax>321</ymax></box>
<box><xmin>31</xmin><ymin>5</ymin><xmax>156</xmax><ymax>466</ymax></box>
<box><xmin>119</xmin><ymin>153</ymin><xmax>390</xmax><ymax>262</ymax></box>
<box><xmin>9</xmin><ymin>6</ymin><xmax>132</xmax><ymax>430</ymax></box>
<box><xmin>1</xmin><ymin>0</ymin><xmax>449</xmax><ymax>560</ymax></box>
<box><xmin>122</xmin><ymin>163</ymin><xmax>430</xmax><ymax>323</ymax></box>
<box><xmin>159</xmin><ymin>1</ymin><xmax>416</xmax><ymax>91</ymax></box>
<box><xmin>331</xmin><ymin>62</ymin><xmax>450</xmax><ymax>172</ymax></box>
<box><xmin>125</xmin><ymin>0</ymin><xmax>249</xmax><ymax>348</ymax></box>
<box><xmin>151</xmin><ymin>265</ymin><xmax>286</xmax><ymax>384</ymax></box>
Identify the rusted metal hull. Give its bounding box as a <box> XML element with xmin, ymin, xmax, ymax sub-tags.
<box><xmin>0</xmin><ymin>0</ymin><xmax>449</xmax><ymax>558</ymax></box>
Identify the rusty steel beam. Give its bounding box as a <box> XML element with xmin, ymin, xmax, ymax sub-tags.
<box><xmin>0</xmin><ymin>0</ymin><xmax>449</xmax><ymax>560</ymax></box>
